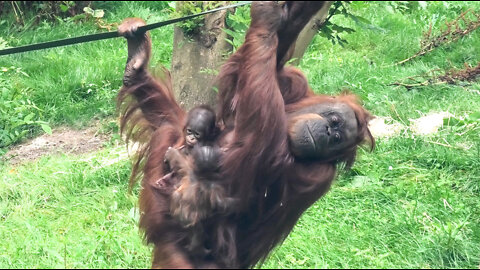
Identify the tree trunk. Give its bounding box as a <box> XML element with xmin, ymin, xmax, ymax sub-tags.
<box><xmin>290</xmin><ymin>1</ymin><xmax>333</xmax><ymax>66</ymax></box>
<box><xmin>171</xmin><ymin>3</ymin><xmax>232</xmax><ymax>111</ymax></box>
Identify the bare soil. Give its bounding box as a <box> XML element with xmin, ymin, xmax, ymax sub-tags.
<box><xmin>4</xmin><ymin>125</ymin><xmax>110</xmax><ymax>166</ymax></box>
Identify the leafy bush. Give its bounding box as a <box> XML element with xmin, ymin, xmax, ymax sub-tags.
<box><xmin>170</xmin><ymin>1</ymin><xmax>225</xmax><ymax>36</ymax></box>
<box><xmin>0</xmin><ymin>66</ymin><xmax>50</xmax><ymax>148</ymax></box>
<box><xmin>224</xmin><ymin>5</ymin><xmax>250</xmax><ymax>51</ymax></box>
<box><xmin>0</xmin><ymin>1</ymin><xmax>92</xmax><ymax>23</ymax></box>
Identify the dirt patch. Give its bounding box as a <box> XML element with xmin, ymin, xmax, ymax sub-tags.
<box><xmin>4</xmin><ymin>125</ymin><xmax>110</xmax><ymax>166</ymax></box>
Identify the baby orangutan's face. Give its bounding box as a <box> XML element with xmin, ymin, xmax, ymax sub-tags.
<box><xmin>185</xmin><ymin>127</ymin><xmax>204</xmax><ymax>147</ymax></box>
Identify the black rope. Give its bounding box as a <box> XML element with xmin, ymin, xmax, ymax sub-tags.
<box><xmin>0</xmin><ymin>1</ymin><xmax>251</xmax><ymax>56</ymax></box>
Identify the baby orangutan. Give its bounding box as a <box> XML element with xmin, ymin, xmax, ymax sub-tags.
<box><xmin>156</xmin><ymin>105</ymin><xmax>219</xmax><ymax>189</ymax></box>
<box><xmin>182</xmin><ymin>105</ymin><xmax>219</xmax><ymax>155</ymax></box>
<box><xmin>162</xmin><ymin>105</ymin><xmax>238</xmax><ymax>256</ymax></box>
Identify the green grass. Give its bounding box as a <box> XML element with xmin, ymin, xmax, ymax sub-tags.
<box><xmin>0</xmin><ymin>1</ymin><xmax>174</xmax><ymax>130</ymax></box>
<box><xmin>1</xmin><ymin>1</ymin><xmax>480</xmax><ymax>268</ymax></box>
<box><xmin>0</xmin><ymin>147</ymin><xmax>151</xmax><ymax>268</ymax></box>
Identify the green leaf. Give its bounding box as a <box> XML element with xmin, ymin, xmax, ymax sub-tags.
<box><xmin>348</xmin><ymin>14</ymin><xmax>372</xmax><ymax>25</ymax></box>
<box><xmin>93</xmin><ymin>9</ymin><xmax>105</xmax><ymax>18</ymax></box>
<box><xmin>59</xmin><ymin>4</ymin><xmax>69</xmax><ymax>12</ymax></box>
<box><xmin>322</xmin><ymin>26</ymin><xmax>333</xmax><ymax>36</ymax></box>
<box><xmin>41</xmin><ymin>124</ymin><xmax>52</xmax><ymax>135</ymax></box>
<box><xmin>223</xmin><ymin>28</ymin><xmax>236</xmax><ymax>36</ymax></box>
<box><xmin>348</xmin><ymin>14</ymin><xmax>386</xmax><ymax>32</ymax></box>
<box><xmin>83</xmin><ymin>7</ymin><xmax>94</xmax><ymax>15</ymax></box>
<box><xmin>331</xmin><ymin>25</ymin><xmax>356</xmax><ymax>34</ymax></box>
<box><xmin>24</xmin><ymin>113</ymin><xmax>35</xmax><ymax>122</ymax></box>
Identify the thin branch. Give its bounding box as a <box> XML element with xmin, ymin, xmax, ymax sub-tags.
<box><xmin>321</xmin><ymin>2</ymin><xmax>341</xmax><ymax>28</ymax></box>
<box><xmin>391</xmin><ymin>62</ymin><xmax>480</xmax><ymax>90</ymax></box>
<box><xmin>389</xmin><ymin>80</ymin><xmax>446</xmax><ymax>90</ymax></box>
<box><xmin>396</xmin><ymin>9</ymin><xmax>480</xmax><ymax>65</ymax></box>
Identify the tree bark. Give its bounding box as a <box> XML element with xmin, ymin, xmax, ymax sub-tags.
<box><xmin>170</xmin><ymin>3</ymin><xmax>232</xmax><ymax>111</ymax></box>
<box><xmin>290</xmin><ymin>1</ymin><xmax>333</xmax><ymax>66</ymax></box>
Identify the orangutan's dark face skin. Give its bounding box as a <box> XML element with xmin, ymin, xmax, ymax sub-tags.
<box><xmin>185</xmin><ymin>126</ymin><xmax>203</xmax><ymax>147</ymax></box>
<box><xmin>185</xmin><ymin>107</ymin><xmax>217</xmax><ymax>147</ymax></box>
<box><xmin>288</xmin><ymin>102</ymin><xmax>358</xmax><ymax>160</ymax></box>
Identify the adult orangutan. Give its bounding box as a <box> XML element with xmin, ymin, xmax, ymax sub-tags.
<box><xmin>117</xmin><ymin>1</ymin><xmax>374</xmax><ymax>268</ymax></box>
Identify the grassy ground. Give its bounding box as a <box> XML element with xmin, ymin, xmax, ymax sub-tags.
<box><xmin>1</xmin><ymin>1</ymin><xmax>479</xmax><ymax>268</ymax></box>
